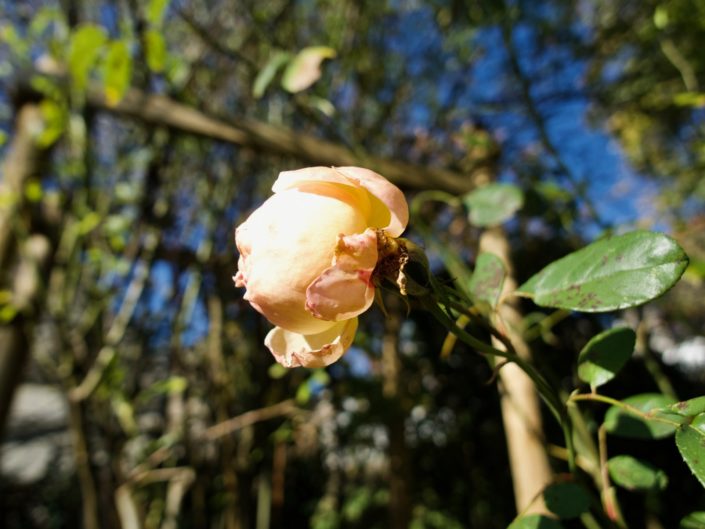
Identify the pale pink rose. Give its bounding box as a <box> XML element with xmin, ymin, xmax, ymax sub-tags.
<box><xmin>234</xmin><ymin>166</ymin><xmax>408</xmax><ymax>368</ymax></box>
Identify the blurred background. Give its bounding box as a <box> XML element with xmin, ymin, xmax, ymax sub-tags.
<box><xmin>1</xmin><ymin>0</ymin><xmax>705</xmax><ymax>528</ymax></box>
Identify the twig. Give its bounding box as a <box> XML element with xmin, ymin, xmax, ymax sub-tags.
<box><xmin>570</xmin><ymin>393</ymin><xmax>681</xmax><ymax>427</ymax></box>
<box><xmin>69</xmin><ymin>230</ymin><xmax>159</xmax><ymax>402</ymax></box>
<box><xmin>660</xmin><ymin>38</ymin><xmax>698</xmax><ymax>92</ymax></box>
<box><xmin>204</xmin><ymin>400</ymin><xmax>300</xmax><ymax>440</ymax></box>
<box><xmin>68</xmin><ymin>399</ymin><xmax>100</xmax><ymax>529</ymax></box>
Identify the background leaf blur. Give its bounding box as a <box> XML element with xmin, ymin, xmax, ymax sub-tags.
<box><xmin>1</xmin><ymin>1</ymin><xmax>705</xmax><ymax>529</ymax></box>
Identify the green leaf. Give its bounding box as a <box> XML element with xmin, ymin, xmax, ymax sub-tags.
<box><xmin>144</xmin><ymin>29</ymin><xmax>167</xmax><ymax>73</ymax></box>
<box><xmin>0</xmin><ymin>304</ymin><xmax>18</xmax><ymax>323</ymax></box>
<box><xmin>543</xmin><ymin>482</ymin><xmax>591</xmax><ymax>519</ymax></box>
<box><xmin>309</xmin><ymin>95</ymin><xmax>336</xmax><ymax>117</ymax></box>
<box><xmin>137</xmin><ymin>376</ymin><xmax>188</xmax><ymax>404</ymax></box>
<box><xmin>103</xmin><ymin>40</ymin><xmax>132</xmax><ymax>106</ymax></box>
<box><xmin>681</xmin><ymin>512</ymin><xmax>705</xmax><ymax>529</ymax></box>
<box><xmin>281</xmin><ymin>46</ymin><xmax>336</xmax><ymax>93</ymax></box>
<box><xmin>68</xmin><ymin>24</ymin><xmax>108</xmax><ymax>95</ymax></box>
<box><xmin>669</xmin><ymin>396</ymin><xmax>705</xmax><ymax>417</ymax></box>
<box><xmin>252</xmin><ymin>51</ymin><xmax>292</xmax><ymax>98</ymax></box>
<box><xmin>37</xmin><ymin>99</ymin><xmax>67</xmax><ymax>147</ymax></box>
<box><xmin>607</xmin><ymin>455</ymin><xmax>668</xmax><ymax>491</ymax></box>
<box><xmin>603</xmin><ymin>393</ymin><xmax>678</xmax><ymax>439</ymax></box>
<box><xmin>146</xmin><ymin>0</ymin><xmax>170</xmax><ymax>27</ymax></box>
<box><xmin>653</xmin><ymin>5</ymin><xmax>669</xmax><ymax>29</ymax></box>
<box><xmin>577</xmin><ymin>327</ymin><xmax>635</xmax><ymax>388</ymax></box>
<box><xmin>0</xmin><ymin>23</ymin><xmax>29</xmax><ymax>58</ymax></box>
<box><xmin>516</xmin><ymin>231</ymin><xmax>688</xmax><ymax>312</ymax></box>
<box><xmin>673</xmin><ymin>92</ymin><xmax>705</xmax><ymax>108</ymax></box>
<box><xmin>24</xmin><ymin>179</ymin><xmax>43</xmax><ymax>203</ymax></box>
<box><xmin>29</xmin><ymin>6</ymin><xmax>67</xmax><ymax>40</ymax></box>
<box><xmin>77</xmin><ymin>212</ymin><xmax>102</xmax><ymax>235</ymax></box>
<box><xmin>268</xmin><ymin>363</ymin><xmax>288</xmax><ymax>379</ymax></box>
<box><xmin>468</xmin><ymin>252</ymin><xmax>506</xmax><ymax>308</ymax></box>
<box><xmin>676</xmin><ymin>416</ymin><xmax>705</xmax><ymax>489</ymax></box>
<box><xmin>462</xmin><ymin>183</ymin><xmax>524</xmax><ymax>227</ymax></box>
<box><xmin>295</xmin><ymin>380</ymin><xmax>311</xmax><ymax>405</ymax></box>
<box><xmin>507</xmin><ymin>515</ymin><xmax>564</xmax><ymax>529</ymax></box>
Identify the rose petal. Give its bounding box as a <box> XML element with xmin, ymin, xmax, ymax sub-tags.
<box><xmin>306</xmin><ymin>229</ymin><xmax>377</xmax><ymax>321</ymax></box>
<box><xmin>273</xmin><ymin>169</ymin><xmax>371</xmax><ymax>219</ymax></box>
<box><xmin>265</xmin><ymin>318</ymin><xmax>358</xmax><ymax>368</ymax></box>
<box><xmin>335</xmin><ymin>166</ymin><xmax>409</xmax><ymax>237</ymax></box>
<box><xmin>234</xmin><ymin>190</ymin><xmax>367</xmax><ymax>335</ymax></box>
<box><xmin>272</xmin><ymin>166</ymin><xmax>408</xmax><ymax>237</ymax></box>
<box><xmin>272</xmin><ymin>167</ymin><xmax>351</xmax><ymax>194</ymax></box>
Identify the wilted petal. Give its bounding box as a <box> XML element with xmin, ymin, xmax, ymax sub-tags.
<box><xmin>281</xmin><ymin>46</ymin><xmax>337</xmax><ymax>93</ymax></box>
<box><xmin>335</xmin><ymin>166</ymin><xmax>409</xmax><ymax>237</ymax></box>
<box><xmin>306</xmin><ymin>229</ymin><xmax>377</xmax><ymax>321</ymax></box>
<box><xmin>265</xmin><ymin>318</ymin><xmax>358</xmax><ymax>368</ymax></box>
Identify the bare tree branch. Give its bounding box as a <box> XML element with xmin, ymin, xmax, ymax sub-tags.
<box><xmin>85</xmin><ymin>87</ymin><xmax>483</xmax><ymax>194</ymax></box>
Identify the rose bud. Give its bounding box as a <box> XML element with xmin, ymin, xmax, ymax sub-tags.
<box><xmin>234</xmin><ymin>166</ymin><xmax>408</xmax><ymax>368</ymax></box>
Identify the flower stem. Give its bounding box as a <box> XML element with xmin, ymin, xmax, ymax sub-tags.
<box><xmin>422</xmin><ymin>296</ymin><xmax>567</xmax><ymax>429</ymax></box>
<box><xmin>569</xmin><ymin>393</ymin><xmax>682</xmax><ymax>427</ymax></box>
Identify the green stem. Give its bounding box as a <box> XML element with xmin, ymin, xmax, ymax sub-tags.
<box><xmin>423</xmin><ymin>297</ymin><xmax>566</xmax><ymax>426</ymax></box>
<box><xmin>562</xmin><ymin>419</ymin><xmax>577</xmax><ymax>474</ymax></box>
<box><xmin>569</xmin><ymin>393</ymin><xmax>682</xmax><ymax>427</ymax></box>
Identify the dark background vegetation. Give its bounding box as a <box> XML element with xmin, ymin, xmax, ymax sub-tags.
<box><xmin>1</xmin><ymin>0</ymin><xmax>705</xmax><ymax>528</ymax></box>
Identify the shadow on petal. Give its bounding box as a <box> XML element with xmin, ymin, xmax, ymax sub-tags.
<box><xmin>306</xmin><ymin>229</ymin><xmax>377</xmax><ymax>321</ymax></box>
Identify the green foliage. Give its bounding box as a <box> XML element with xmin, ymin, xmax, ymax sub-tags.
<box><xmin>37</xmin><ymin>98</ymin><xmax>67</xmax><ymax>147</ymax></box>
<box><xmin>669</xmin><ymin>397</ymin><xmax>705</xmax><ymax>417</ymax></box>
<box><xmin>295</xmin><ymin>369</ymin><xmax>330</xmax><ymax>405</ymax></box>
<box><xmin>603</xmin><ymin>393</ymin><xmax>678</xmax><ymax>439</ymax></box>
<box><xmin>253</xmin><ymin>51</ymin><xmax>292</xmax><ymax>98</ymax></box>
<box><xmin>28</xmin><ymin>6</ymin><xmax>67</xmax><ymax>41</ymax></box>
<box><xmin>517</xmin><ymin>231</ymin><xmax>689</xmax><ymax>312</ymax></box>
<box><xmin>144</xmin><ymin>29</ymin><xmax>167</xmax><ymax>73</ymax></box>
<box><xmin>462</xmin><ymin>183</ymin><xmax>524</xmax><ymax>227</ymax></box>
<box><xmin>607</xmin><ymin>455</ymin><xmax>669</xmax><ymax>491</ymax></box>
<box><xmin>0</xmin><ymin>23</ymin><xmax>30</xmax><ymax>59</ymax></box>
<box><xmin>103</xmin><ymin>40</ymin><xmax>132</xmax><ymax>105</ymax></box>
<box><xmin>147</xmin><ymin>0</ymin><xmax>171</xmax><ymax>28</ymax></box>
<box><xmin>24</xmin><ymin>179</ymin><xmax>43</xmax><ymax>203</ymax></box>
<box><xmin>542</xmin><ymin>482</ymin><xmax>591</xmax><ymax>519</ymax></box>
<box><xmin>681</xmin><ymin>512</ymin><xmax>705</xmax><ymax>529</ymax></box>
<box><xmin>410</xmin><ymin>506</ymin><xmax>465</xmax><ymax>529</ymax></box>
<box><xmin>68</xmin><ymin>24</ymin><xmax>108</xmax><ymax>97</ymax></box>
<box><xmin>468</xmin><ymin>252</ymin><xmax>505</xmax><ymax>308</ymax></box>
<box><xmin>676</xmin><ymin>416</ymin><xmax>705</xmax><ymax>488</ymax></box>
<box><xmin>577</xmin><ymin>327</ymin><xmax>635</xmax><ymax>388</ymax></box>
<box><xmin>587</xmin><ymin>0</ymin><xmax>705</xmax><ymax>214</ymax></box>
<box><xmin>507</xmin><ymin>515</ymin><xmax>564</xmax><ymax>529</ymax></box>
<box><xmin>137</xmin><ymin>377</ymin><xmax>188</xmax><ymax>405</ymax></box>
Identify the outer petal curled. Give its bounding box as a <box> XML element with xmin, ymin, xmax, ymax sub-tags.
<box><xmin>265</xmin><ymin>318</ymin><xmax>358</xmax><ymax>368</ymax></box>
<box><xmin>335</xmin><ymin>166</ymin><xmax>409</xmax><ymax>237</ymax></box>
<box><xmin>272</xmin><ymin>166</ymin><xmax>409</xmax><ymax>237</ymax></box>
<box><xmin>306</xmin><ymin>229</ymin><xmax>378</xmax><ymax>321</ymax></box>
